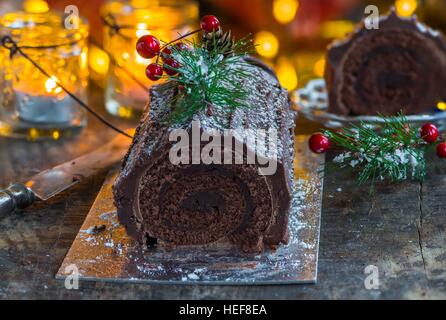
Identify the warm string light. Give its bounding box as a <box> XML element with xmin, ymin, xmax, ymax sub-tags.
<box><xmin>89</xmin><ymin>46</ymin><xmax>110</xmax><ymax>76</ymax></box>
<box><xmin>395</xmin><ymin>0</ymin><xmax>418</xmax><ymax>17</ymax></box>
<box><xmin>117</xmin><ymin>107</ymin><xmax>134</xmax><ymax>119</ymax></box>
<box><xmin>52</xmin><ymin>130</ymin><xmax>60</xmax><ymax>140</ymax></box>
<box><xmin>320</xmin><ymin>20</ymin><xmax>354</xmax><ymax>39</ymax></box>
<box><xmin>276</xmin><ymin>57</ymin><xmax>298</xmax><ymax>91</ymax></box>
<box><xmin>135</xmin><ymin>50</ymin><xmax>151</xmax><ymax>65</ymax></box>
<box><xmin>313</xmin><ymin>58</ymin><xmax>326</xmax><ymax>78</ymax></box>
<box><xmin>26</xmin><ymin>128</ymin><xmax>59</xmax><ymax>141</ymax></box>
<box><xmin>23</xmin><ymin>0</ymin><xmax>49</xmax><ymax>13</ymax></box>
<box><xmin>136</xmin><ymin>23</ymin><xmax>151</xmax><ymax>38</ymax></box>
<box><xmin>254</xmin><ymin>31</ymin><xmax>279</xmax><ymax>59</ymax></box>
<box><xmin>437</xmin><ymin>102</ymin><xmax>446</xmax><ymax>111</ymax></box>
<box><xmin>29</xmin><ymin>128</ymin><xmax>39</xmax><ymax>140</ymax></box>
<box><xmin>0</xmin><ymin>123</ymin><xmax>12</xmax><ymax>137</ymax></box>
<box><xmin>273</xmin><ymin>0</ymin><xmax>299</xmax><ymax>24</ymax></box>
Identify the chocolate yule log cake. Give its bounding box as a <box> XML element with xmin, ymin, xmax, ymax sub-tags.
<box><xmin>113</xmin><ymin>16</ymin><xmax>296</xmax><ymax>253</ymax></box>
<box><xmin>325</xmin><ymin>9</ymin><xmax>446</xmax><ymax>116</ymax></box>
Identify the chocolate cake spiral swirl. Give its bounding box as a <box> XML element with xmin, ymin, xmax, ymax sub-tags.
<box><xmin>113</xmin><ymin>62</ymin><xmax>296</xmax><ymax>252</ymax></box>
<box><xmin>325</xmin><ymin>9</ymin><xmax>446</xmax><ymax>116</ymax></box>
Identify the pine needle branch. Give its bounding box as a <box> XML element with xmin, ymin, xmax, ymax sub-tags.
<box><xmin>323</xmin><ymin>113</ymin><xmax>429</xmax><ymax>186</ymax></box>
<box><xmin>158</xmin><ymin>33</ymin><xmax>255</xmax><ymax>124</ymax></box>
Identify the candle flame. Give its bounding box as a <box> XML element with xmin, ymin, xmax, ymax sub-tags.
<box><xmin>45</xmin><ymin>77</ymin><xmax>62</xmax><ymax>94</ymax></box>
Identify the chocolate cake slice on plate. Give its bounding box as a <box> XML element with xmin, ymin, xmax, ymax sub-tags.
<box><xmin>113</xmin><ymin>61</ymin><xmax>296</xmax><ymax>253</ymax></box>
<box><xmin>325</xmin><ymin>9</ymin><xmax>446</xmax><ymax>116</ymax></box>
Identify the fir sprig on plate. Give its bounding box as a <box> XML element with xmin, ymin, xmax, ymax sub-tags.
<box><xmin>309</xmin><ymin>114</ymin><xmax>446</xmax><ymax>188</ymax></box>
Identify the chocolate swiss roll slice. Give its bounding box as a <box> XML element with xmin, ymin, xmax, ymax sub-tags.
<box><xmin>113</xmin><ymin>62</ymin><xmax>296</xmax><ymax>253</ymax></box>
<box><xmin>325</xmin><ymin>9</ymin><xmax>446</xmax><ymax>116</ymax></box>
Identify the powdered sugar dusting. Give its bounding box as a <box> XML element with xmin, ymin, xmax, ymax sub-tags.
<box><xmin>58</xmin><ymin>137</ymin><xmax>323</xmax><ymax>284</ymax></box>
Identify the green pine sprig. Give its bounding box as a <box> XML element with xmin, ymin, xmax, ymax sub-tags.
<box><xmin>323</xmin><ymin>114</ymin><xmax>431</xmax><ymax>187</ymax></box>
<box><xmin>159</xmin><ymin>34</ymin><xmax>255</xmax><ymax>124</ymax></box>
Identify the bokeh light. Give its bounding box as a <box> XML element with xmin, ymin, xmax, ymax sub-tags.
<box><xmin>437</xmin><ymin>102</ymin><xmax>446</xmax><ymax>111</ymax></box>
<box><xmin>117</xmin><ymin>107</ymin><xmax>133</xmax><ymax>119</ymax></box>
<box><xmin>313</xmin><ymin>58</ymin><xmax>326</xmax><ymax>78</ymax></box>
<box><xmin>23</xmin><ymin>0</ymin><xmax>49</xmax><ymax>13</ymax></box>
<box><xmin>320</xmin><ymin>20</ymin><xmax>355</xmax><ymax>39</ymax></box>
<box><xmin>89</xmin><ymin>47</ymin><xmax>110</xmax><ymax>75</ymax></box>
<box><xmin>254</xmin><ymin>31</ymin><xmax>279</xmax><ymax>59</ymax></box>
<box><xmin>395</xmin><ymin>0</ymin><xmax>418</xmax><ymax>17</ymax></box>
<box><xmin>276</xmin><ymin>57</ymin><xmax>298</xmax><ymax>91</ymax></box>
<box><xmin>273</xmin><ymin>0</ymin><xmax>299</xmax><ymax>25</ymax></box>
<box><xmin>136</xmin><ymin>23</ymin><xmax>151</xmax><ymax>38</ymax></box>
<box><xmin>52</xmin><ymin>130</ymin><xmax>60</xmax><ymax>140</ymax></box>
<box><xmin>45</xmin><ymin>77</ymin><xmax>62</xmax><ymax>95</ymax></box>
<box><xmin>29</xmin><ymin>128</ymin><xmax>39</xmax><ymax>141</ymax></box>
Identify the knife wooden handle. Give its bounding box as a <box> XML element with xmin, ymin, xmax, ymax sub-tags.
<box><xmin>0</xmin><ymin>184</ymin><xmax>36</xmax><ymax>217</ymax></box>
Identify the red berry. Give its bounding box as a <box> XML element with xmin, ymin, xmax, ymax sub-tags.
<box><xmin>163</xmin><ymin>59</ymin><xmax>180</xmax><ymax>76</ymax></box>
<box><xmin>136</xmin><ymin>35</ymin><xmax>160</xmax><ymax>59</ymax></box>
<box><xmin>420</xmin><ymin>123</ymin><xmax>439</xmax><ymax>143</ymax></box>
<box><xmin>200</xmin><ymin>15</ymin><xmax>221</xmax><ymax>33</ymax></box>
<box><xmin>145</xmin><ymin>63</ymin><xmax>163</xmax><ymax>81</ymax></box>
<box><xmin>437</xmin><ymin>143</ymin><xmax>446</xmax><ymax>158</ymax></box>
<box><xmin>161</xmin><ymin>47</ymin><xmax>172</xmax><ymax>61</ymax></box>
<box><xmin>309</xmin><ymin>133</ymin><xmax>330</xmax><ymax>154</ymax></box>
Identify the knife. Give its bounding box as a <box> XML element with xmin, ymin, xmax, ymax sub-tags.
<box><xmin>0</xmin><ymin>131</ymin><xmax>132</xmax><ymax>216</ymax></box>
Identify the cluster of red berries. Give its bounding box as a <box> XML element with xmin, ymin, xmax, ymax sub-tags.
<box><xmin>308</xmin><ymin>123</ymin><xmax>446</xmax><ymax>158</ymax></box>
<box><xmin>135</xmin><ymin>15</ymin><xmax>221</xmax><ymax>81</ymax></box>
<box><xmin>420</xmin><ymin>123</ymin><xmax>446</xmax><ymax>158</ymax></box>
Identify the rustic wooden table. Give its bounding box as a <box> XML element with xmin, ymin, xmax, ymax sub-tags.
<box><xmin>1</xmin><ymin>86</ymin><xmax>446</xmax><ymax>299</ymax></box>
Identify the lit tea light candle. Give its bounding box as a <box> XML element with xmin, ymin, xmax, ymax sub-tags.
<box><xmin>101</xmin><ymin>0</ymin><xmax>198</xmax><ymax>118</ymax></box>
<box><xmin>15</xmin><ymin>77</ymin><xmax>75</xmax><ymax>124</ymax></box>
<box><xmin>0</xmin><ymin>9</ymin><xmax>89</xmax><ymax>139</ymax></box>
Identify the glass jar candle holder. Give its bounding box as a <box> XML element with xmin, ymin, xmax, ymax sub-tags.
<box><xmin>0</xmin><ymin>10</ymin><xmax>89</xmax><ymax>140</ymax></box>
<box><xmin>101</xmin><ymin>0</ymin><xmax>198</xmax><ymax>119</ymax></box>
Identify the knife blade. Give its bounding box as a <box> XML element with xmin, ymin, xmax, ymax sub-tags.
<box><xmin>0</xmin><ymin>131</ymin><xmax>132</xmax><ymax>216</ymax></box>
